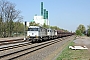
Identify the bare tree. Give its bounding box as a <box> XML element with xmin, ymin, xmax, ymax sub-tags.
<box><xmin>0</xmin><ymin>0</ymin><xmax>23</xmax><ymax>37</ymax></box>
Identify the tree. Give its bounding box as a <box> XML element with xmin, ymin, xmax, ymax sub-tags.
<box><xmin>75</xmin><ymin>24</ymin><xmax>86</xmax><ymax>36</ymax></box>
<box><xmin>76</xmin><ymin>30</ymin><xmax>82</xmax><ymax>36</ymax></box>
<box><xmin>0</xmin><ymin>17</ymin><xmax>5</xmax><ymax>37</ymax></box>
<box><xmin>77</xmin><ymin>24</ymin><xmax>86</xmax><ymax>33</ymax></box>
<box><xmin>29</xmin><ymin>21</ymin><xmax>40</xmax><ymax>26</ymax></box>
<box><xmin>0</xmin><ymin>0</ymin><xmax>23</xmax><ymax>37</ymax></box>
<box><xmin>13</xmin><ymin>22</ymin><xmax>25</xmax><ymax>37</ymax></box>
<box><xmin>87</xmin><ymin>25</ymin><xmax>90</xmax><ymax>36</ymax></box>
<box><xmin>50</xmin><ymin>26</ymin><xmax>60</xmax><ymax>30</ymax></box>
<box><xmin>42</xmin><ymin>23</ymin><xmax>49</xmax><ymax>28</ymax></box>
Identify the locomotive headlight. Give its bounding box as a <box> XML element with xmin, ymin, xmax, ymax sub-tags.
<box><xmin>29</xmin><ymin>35</ymin><xmax>30</xmax><ymax>38</ymax></box>
<box><xmin>27</xmin><ymin>35</ymin><xmax>30</xmax><ymax>38</ymax></box>
<box><xmin>36</xmin><ymin>35</ymin><xmax>38</xmax><ymax>38</ymax></box>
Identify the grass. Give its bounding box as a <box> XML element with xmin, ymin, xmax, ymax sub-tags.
<box><xmin>56</xmin><ymin>39</ymin><xmax>90</xmax><ymax>60</ymax></box>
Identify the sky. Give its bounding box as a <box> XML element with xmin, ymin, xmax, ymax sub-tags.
<box><xmin>7</xmin><ymin>0</ymin><xmax>90</xmax><ymax>32</ymax></box>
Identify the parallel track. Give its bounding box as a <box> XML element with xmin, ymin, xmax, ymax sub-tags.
<box><xmin>0</xmin><ymin>38</ymin><xmax>24</xmax><ymax>46</ymax></box>
<box><xmin>0</xmin><ymin>37</ymin><xmax>66</xmax><ymax>51</ymax></box>
<box><xmin>0</xmin><ymin>41</ymin><xmax>31</xmax><ymax>51</ymax></box>
<box><xmin>0</xmin><ymin>37</ymin><xmax>69</xmax><ymax>60</ymax></box>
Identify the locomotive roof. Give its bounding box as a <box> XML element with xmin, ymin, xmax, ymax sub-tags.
<box><xmin>29</xmin><ymin>26</ymin><xmax>42</xmax><ymax>28</ymax></box>
<box><xmin>28</xmin><ymin>26</ymin><xmax>57</xmax><ymax>31</ymax></box>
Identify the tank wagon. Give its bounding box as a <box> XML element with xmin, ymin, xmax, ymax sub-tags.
<box><xmin>27</xmin><ymin>26</ymin><xmax>73</xmax><ymax>42</ymax></box>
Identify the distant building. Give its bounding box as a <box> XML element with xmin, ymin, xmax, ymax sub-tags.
<box><xmin>31</xmin><ymin>2</ymin><xmax>50</xmax><ymax>26</ymax></box>
<box><xmin>33</xmin><ymin>15</ymin><xmax>49</xmax><ymax>26</ymax></box>
<box><xmin>24</xmin><ymin>2</ymin><xmax>50</xmax><ymax>27</ymax></box>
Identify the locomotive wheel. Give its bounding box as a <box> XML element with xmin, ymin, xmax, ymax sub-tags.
<box><xmin>31</xmin><ymin>39</ymin><xmax>36</xmax><ymax>43</ymax></box>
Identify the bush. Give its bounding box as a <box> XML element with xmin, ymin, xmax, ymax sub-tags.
<box><xmin>76</xmin><ymin>30</ymin><xmax>82</xmax><ymax>36</ymax></box>
<box><xmin>87</xmin><ymin>29</ymin><xmax>90</xmax><ymax>36</ymax></box>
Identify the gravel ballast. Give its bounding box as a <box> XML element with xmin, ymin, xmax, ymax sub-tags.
<box><xmin>14</xmin><ymin>36</ymin><xmax>75</xmax><ymax>60</ymax></box>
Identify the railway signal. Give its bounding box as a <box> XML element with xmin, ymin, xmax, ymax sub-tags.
<box><xmin>24</xmin><ymin>21</ymin><xmax>27</xmax><ymax>40</ymax></box>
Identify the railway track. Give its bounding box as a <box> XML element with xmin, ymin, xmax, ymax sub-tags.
<box><xmin>0</xmin><ymin>41</ymin><xmax>31</xmax><ymax>51</ymax></box>
<box><xmin>0</xmin><ymin>36</ymin><xmax>69</xmax><ymax>60</ymax></box>
<box><xmin>0</xmin><ymin>38</ymin><xmax>24</xmax><ymax>46</ymax></box>
<box><xmin>0</xmin><ymin>37</ymin><xmax>67</xmax><ymax>51</ymax></box>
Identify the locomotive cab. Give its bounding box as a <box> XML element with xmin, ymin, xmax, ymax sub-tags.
<box><xmin>27</xmin><ymin>26</ymin><xmax>47</xmax><ymax>42</ymax></box>
<box><xmin>27</xmin><ymin>26</ymin><xmax>40</xmax><ymax>40</ymax></box>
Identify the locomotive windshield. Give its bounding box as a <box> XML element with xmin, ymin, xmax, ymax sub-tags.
<box><xmin>28</xmin><ymin>28</ymin><xmax>38</xmax><ymax>31</ymax></box>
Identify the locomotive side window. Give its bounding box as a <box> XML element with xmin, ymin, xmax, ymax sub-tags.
<box><xmin>41</xmin><ymin>29</ymin><xmax>42</xmax><ymax>31</ymax></box>
<box><xmin>48</xmin><ymin>30</ymin><xmax>49</xmax><ymax>32</ymax></box>
<box><xmin>38</xmin><ymin>28</ymin><xmax>40</xmax><ymax>32</ymax></box>
<box><xmin>28</xmin><ymin>28</ymin><xmax>38</xmax><ymax>31</ymax></box>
